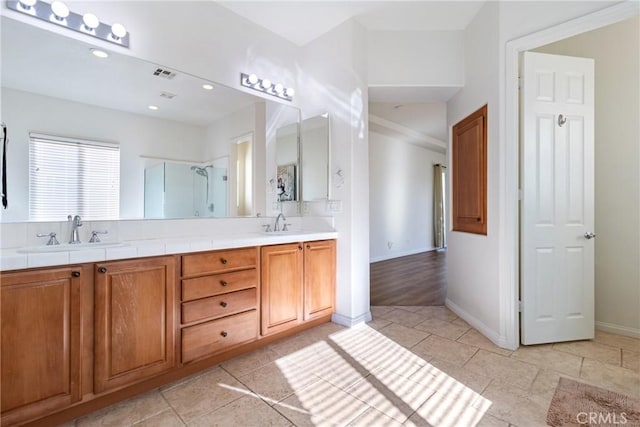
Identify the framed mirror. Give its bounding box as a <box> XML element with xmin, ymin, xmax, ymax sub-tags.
<box><xmin>0</xmin><ymin>16</ymin><xmax>300</xmax><ymax>222</ymax></box>
<box><xmin>301</xmin><ymin>113</ymin><xmax>330</xmax><ymax>201</ymax></box>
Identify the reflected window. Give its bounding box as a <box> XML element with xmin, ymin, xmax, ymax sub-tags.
<box><xmin>29</xmin><ymin>133</ymin><xmax>120</xmax><ymax>221</ymax></box>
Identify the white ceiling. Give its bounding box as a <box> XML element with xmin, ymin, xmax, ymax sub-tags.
<box><xmin>218</xmin><ymin>1</ymin><xmax>486</xmax><ymax>47</ymax></box>
<box><xmin>369</xmin><ymin>102</ymin><xmax>448</xmax><ymax>142</ymax></box>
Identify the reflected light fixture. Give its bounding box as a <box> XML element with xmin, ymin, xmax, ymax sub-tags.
<box><xmin>240</xmin><ymin>73</ymin><xmax>294</xmax><ymax>102</ymax></box>
<box><xmin>7</xmin><ymin>0</ymin><xmax>130</xmax><ymax>48</ymax></box>
<box><xmin>202</xmin><ymin>84</ymin><xmax>214</xmax><ymax>91</ymax></box>
<box><xmin>90</xmin><ymin>48</ymin><xmax>109</xmax><ymax>58</ymax></box>
<box><xmin>148</xmin><ymin>105</ymin><xmax>159</xmax><ymax>111</ymax></box>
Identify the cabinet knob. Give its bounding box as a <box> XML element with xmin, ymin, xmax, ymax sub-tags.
<box><xmin>221</xmin><ymin>331</ymin><xmax>228</xmax><ymax>338</ymax></box>
<box><xmin>71</xmin><ymin>271</ymin><xmax>81</xmax><ymax>278</ymax></box>
<box><xmin>298</xmin><ymin>245</ymin><xmax>303</xmax><ymax>250</ymax></box>
<box><xmin>220</xmin><ymin>301</ymin><xmax>228</xmax><ymax>308</ymax></box>
<box><xmin>98</xmin><ymin>267</ymin><xmax>107</xmax><ymax>274</ymax></box>
<box><xmin>306</xmin><ymin>244</ymin><xmax>311</xmax><ymax>249</ymax></box>
<box><xmin>220</xmin><ymin>280</ymin><xmax>228</xmax><ymax>287</ymax></box>
<box><xmin>220</xmin><ymin>258</ymin><xmax>228</xmax><ymax>265</ymax></box>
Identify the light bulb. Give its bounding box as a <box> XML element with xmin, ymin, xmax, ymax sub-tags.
<box><xmin>202</xmin><ymin>84</ymin><xmax>214</xmax><ymax>91</ymax></box>
<box><xmin>261</xmin><ymin>79</ymin><xmax>272</xmax><ymax>89</ymax></box>
<box><xmin>247</xmin><ymin>74</ymin><xmax>258</xmax><ymax>85</ymax></box>
<box><xmin>90</xmin><ymin>49</ymin><xmax>109</xmax><ymax>58</ymax></box>
<box><xmin>148</xmin><ymin>105</ymin><xmax>159</xmax><ymax>111</ymax></box>
<box><xmin>19</xmin><ymin>0</ymin><xmax>37</xmax><ymax>10</ymax></box>
<box><xmin>285</xmin><ymin>87</ymin><xmax>295</xmax><ymax>97</ymax></box>
<box><xmin>51</xmin><ymin>1</ymin><xmax>69</xmax><ymax>20</ymax></box>
<box><xmin>274</xmin><ymin>83</ymin><xmax>284</xmax><ymax>94</ymax></box>
<box><xmin>111</xmin><ymin>23</ymin><xmax>127</xmax><ymax>39</ymax></box>
<box><xmin>83</xmin><ymin>13</ymin><xmax>100</xmax><ymax>30</ymax></box>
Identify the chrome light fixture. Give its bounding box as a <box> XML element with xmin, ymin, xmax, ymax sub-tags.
<box><xmin>6</xmin><ymin>0</ymin><xmax>130</xmax><ymax>48</ymax></box>
<box><xmin>241</xmin><ymin>73</ymin><xmax>294</xmax><ymax>102</ymax></box>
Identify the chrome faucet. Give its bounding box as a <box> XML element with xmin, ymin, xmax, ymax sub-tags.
<box><xmin>69</xmin><ymin>215</ymin><xmax>83</xmax><ymax>244</ymax></box>
<box><xmin>274</xmin><ymin>213</ymin><xmax>286</xmax><ymax>232</ymax></box>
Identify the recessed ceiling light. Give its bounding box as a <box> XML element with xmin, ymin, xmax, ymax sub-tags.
<box><xmin>202</xmin><ymin>84</ymin><xmax>214</xmax><ymax>91</ymax></box>
<box><xmin>148</xmin><ymin>105</ymin><xmax>159</xmax><ymax>111</ymax></box>
<box><xmin>90</xmin><ymin>49</ymin><xmax>109</xmax><ymax>58</ymax></box>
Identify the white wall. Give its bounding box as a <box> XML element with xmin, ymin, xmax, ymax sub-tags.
<box><xmin>369</xmin><ymin>131</ymin><xmax>445</xmax><ymax>262</ymax></box>
<box><xmin>1</xmin><ymin>88</ymin><xmax>206</xmax><ymax>221</ymax></box>
<box><xmin>367</xmin><ymin>30</ymin><xmax>464</xmax><ymax>88</ymax></box>
<box><xmin>534</xmin><ymin>16</ymin><xmax>640</xmax><ymax>334</ymax></box>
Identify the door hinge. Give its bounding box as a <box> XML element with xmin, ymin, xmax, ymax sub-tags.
<box><xmin>518</xmin><ymin>189</ymin><xmax>523</xmax><ymax>201</ymax></box>
<box><xmin>518</xmin><ymin>300</ymin><xmax>523</xmax><ymax>312</ymax></box>
<box><xmin>517</xmin><ymin>77</ymin><xmax>522</xmax><ymax>90</ymax></box>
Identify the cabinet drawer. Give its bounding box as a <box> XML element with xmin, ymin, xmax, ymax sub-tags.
<box><xmin>182</xmin><ymin>310</ymin><xmax>258</xmax><ymax>363</ymax></box>
<box><xmin>182</xmin><ymin>248</ymin><xmax>257</xmax><ymax>277</ymax></box>
<box><xmin>181</xmin><ymin>269</ymin><xmax>257</xmax><ymax>302</ymax></box>
<box><xmin>181</xmin><ymin>288</ymin><xmax>257</xmax><ymax>324</ymax></box>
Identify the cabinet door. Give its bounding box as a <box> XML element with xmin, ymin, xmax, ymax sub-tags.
<box><xmin>261</xmin><ymin>243</ymin><xmax>303</xmax><ymax>335</ymax></box>
<box><xmin>1</xmin><ymin>267</ymin><xmax>83</xmax><ymax>425</ymax></box>
<box><xmin>304</xmin><ymin>240</ymin><xmax>336</xmax><ymax>321</ymax></box>
<box><xmin>94</xmin><ymin>257</ymin><xmax>176</xmax><ymax>393</ymax></box>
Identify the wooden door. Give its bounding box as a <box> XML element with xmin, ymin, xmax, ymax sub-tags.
<box><xmin>1</xmin><ymin>267</ymin><xmax>83</xmax><ymax>425</ymax></box>
<box><xmin>261</xmin><ymin>243</ymin><xmax>303</xmax><ymax>335</ymax></box>
<box><xmin>521</xmin><ymin>52</ymin><xmax>595</xmax><ymax>344</ymax></box>
<box><xmin>304</xmin><ymin>240</ymin><xmax>336</xmax><ymax>321</ymax></box>
<box><xmin>94</xmin><ymin>256</ymin><xmax>176</xmax><ymax>393</ymax></box>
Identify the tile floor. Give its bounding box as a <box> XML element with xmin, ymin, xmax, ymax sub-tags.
<box><xmin>68</xmin><ymin>306</ymin><xmax>640</xmax><ymax>427</ymax></box>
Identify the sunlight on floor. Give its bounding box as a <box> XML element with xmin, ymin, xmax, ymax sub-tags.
<box><xmin>224</xmin><ymin>324</ymin><xmax>492</xmax><ymax>426</ymax></box>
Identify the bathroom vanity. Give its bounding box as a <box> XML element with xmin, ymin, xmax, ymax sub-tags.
<box><xmin>0</xmin><ymin>235</ymin><xmax>336</xmax><ymax>426</ymax></box>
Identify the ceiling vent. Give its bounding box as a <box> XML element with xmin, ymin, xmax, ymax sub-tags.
<box><xmin>160</xmin><ymin>91</ymin><xmax>177</xmax><ymax>99</ymax></box>
<box><xmin>153</xmin><ymin>68</ymin><xmax>177</xmax><ymax>79</ymax></box>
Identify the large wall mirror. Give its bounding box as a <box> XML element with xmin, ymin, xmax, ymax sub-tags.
<box><xmin>0</xmin><ymin>16</ymin><xmax>300</xmax><ymax>222</ymax></box>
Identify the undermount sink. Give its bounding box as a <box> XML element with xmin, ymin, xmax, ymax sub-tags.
<box><xmin>17</xmin><ymin>241</ymin><xmax>129</xmax><ymax>254</ymax></box>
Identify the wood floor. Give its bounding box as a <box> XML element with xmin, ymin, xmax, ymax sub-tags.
<box><xmin>370</xmin><ymin>250</ymin><xmax>447</xmax><ymax>306</ymax></box>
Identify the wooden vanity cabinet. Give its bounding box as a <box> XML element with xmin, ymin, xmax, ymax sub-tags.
<box><xmin>1</xmin><ymin>266</ymin><xmax>85</xmax><ymax>426</ymax></box>
<box><xmin>93</xmin><ymin>256</ymin><xmax>177</xmax><ymax>393</ymax></box>
<box><xmin>261</xmin><ymin>240</ymin><xmax>336</xmax><ymax>335</ymax></box>
<box><xmin>180</xmin><ymin>247</ymin><xmax>259</xmax><ymax>363</ymax></box>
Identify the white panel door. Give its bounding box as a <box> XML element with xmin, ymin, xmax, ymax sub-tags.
<box><xmin>521</xmin><ymin>51</ymin><xmax>595</xmax><ymax>345</ymax></box>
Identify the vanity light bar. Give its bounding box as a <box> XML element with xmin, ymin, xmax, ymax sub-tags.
<box><xmin>7</xmin><ymin>0</ymin><xmax>130</xmax><ymax>48</ymax></box>
<box><xmin>240</xmin><ymin>73</ymin><xmax>294</xmax><ymax>102</ymax></box>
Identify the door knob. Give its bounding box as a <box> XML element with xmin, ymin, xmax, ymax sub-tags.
<box><xmin>584</xmin><ymin>232</ymin><xmax>596</xmax><ymax>240</ymax></box>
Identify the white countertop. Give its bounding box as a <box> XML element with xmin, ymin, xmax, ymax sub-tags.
<box><xmin>0</xmin><ymin>230</ymin><xmax>338</xmax><ymax>271</ymax></box>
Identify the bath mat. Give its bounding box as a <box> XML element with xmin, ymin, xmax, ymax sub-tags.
<box><xmin>546</xmin><ymin>377</ymin><xmax>640</xmax><ymax>426</ymax></box>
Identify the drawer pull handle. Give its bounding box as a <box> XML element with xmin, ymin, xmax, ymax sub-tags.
<box><xmin>220</xmin><ymin>301</ymin><xmax>228</xmax><ymax>308</ymax></box>
<box><xmin>220</xmin><ymin>258</ymin><xmax>228</xmax><ymax>265</ymax></box>
<box><xmin>221</xmin><ymin>331</ymin><xmax>228</xmax><ymax>338</ymax></box>
<box><xmin>72</xmin><ymin>271</ymin><xmax>81</xmax><ymax>278</ymax></box>
<box><xmin>220</xmin><ymin>280</ymin><xmax>228</xmax><ymax>287</ymax></box>
<box><xmin>98</xmin><ymin>267</ymin><xmax>107</xmax><ymax>274</ymax></box>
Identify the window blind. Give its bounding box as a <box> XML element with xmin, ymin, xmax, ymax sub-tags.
<box><xmin>29</xmin><ymin>133</ymin><xmax>120</xmax><ymax>221</ymax></box>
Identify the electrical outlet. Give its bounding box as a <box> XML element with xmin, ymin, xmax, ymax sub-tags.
<box><xmin>327</xmin><ymin>200</ymin><xmax>343</xmax><ymax>213</ymax></box>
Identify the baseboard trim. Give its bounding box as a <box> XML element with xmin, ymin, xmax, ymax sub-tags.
<box><xmin>595</xmin><ymin>321</ymin><xmax>640</xmax><ymax>338</ymax></box>
<box><xmin>445</xmin><ymin>298</ymin><xmax>517</xmax><ymax>350</ymax></box>
<box><xmin>370</xmin><ymin>247</ymin><xmax>439</xmax><ymax>263</ymax></box>
<box><xmin>332</xmin><ymin>311</ymin><xmax>372</xmax><ymax>327</ymax></box>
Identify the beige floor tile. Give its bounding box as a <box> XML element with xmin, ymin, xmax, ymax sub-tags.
<box><xmin>377</xmin><ymin>309</ymin><xmax>426</xmax><ymax>327</ymax></box>
<box><xmin>466</xmin><ymin>350</ymin><xmax>539</xmax><ymax>391</ymax></box>
<box><xmin>347</xmin><ymin>407</ymin><xmax>405</xmax><ymax>427</ymax></box>
<box><xmin>267</xmin><ymin>332</ymin><xmax>318</xmax><ymax>357</ymax></box>
<box><xmin>161</xmin><ymin>367</ymin><xmax>248</xmax><ymax>422</ymax></box>
<box><xmin>273</xmin><ymin>379</ymin><xmax>370</xmax><ymax>427</ymax></box>
<box><xmin>345</xmin><ymin>368</ymin><xmax>435</xmax><ymax>423</ymax></box>
<box><xmin>366</xmin><ymin>318</ymin><xmax>393</xmax><ymax>330</ymax></box>
<box><xmin>221</xmin><ymin>346</ymin><xmax>282</xmax><ymax>377</ymax></box>
<box><xmin>475</xmin><ymin>414</ymin><xmax>510</xmax><ymax>426</ymax></box>
<box><xmin>409</xmin><ymin>387</ymin><xmax>489</xmax><ymax>427</ymax></box>
<box><xmin>594</xmin><ymin>330</ymin><xmax>640</xmax><ymax>353</ymax></box>
<box><xmin>238</xmin><ymin>359</ymin><xmax>321</xmax><ymax>404</ymax></box>
<box><xmin>580</xmin><ymin>358</ymin><xmax>640</xmax><ymax>397</ymax></box>
<box><xmin>511</xmin><ymin>344</ymin><xmax>582</xmax><ymax>377</ymax></box>
<box><xmin>371</xmin><ymin>306</ymin><xmax>396</xmax><ymax>318</ymax></box>
<box><xmin>452</xmin><ymin>317</ymin><xmax>471</xmax><ymax>329</ymax></box>
<box><xmin>413</xmin><ymin>358</ymin><xmax>492</xmax><ymax>394</ymax></box>
<box><xmin>378</xmin><ymin>323</ymin><xmax>430</xmax><ymax>348</ymax></box>
<box><xmin>552</xmin><ymin>340</ymin><xmax>621</xmax><ymax>366</ymax></box>
<box><xmin>414</xmin><ymin>306</ymin><xmax>458</xmax><ymax>321</ymax></box>
<box><xmin>393</xmin><ymin>305</ymin><xmax>423</xmax><ymax>313</ymax></box>
<box><xmin>456</xmin><ymin>329</ymin><xmax>513</xmax><ymax>357</ymax></box>
<box><xmin>414</xmin><ymin>318</ymin><xmax>470</xmax><ymax>340</ymax></box>
<box><xmin>298</xmin><ymin>321</ymin><xmax>345</xmax><ymax>341</ymax></box>
<box><xmin>479</xmin><ymin>382</ymin><xmax>550</xmax><ymax>427</ymax></box>
<box><xmin>188</xmin><ymin>394</ymin><xmax>291</xmax><ymax>427</ymax></box>
<box><xmin>623</xmin><ymin>350</ymin><xmax>640</xmax><ymax>373</ymax></box>
<box><xmin>132</xmin><ymin>409</ymin><xmax>184</xmax><ymax>427</ymax></box>
<box><xmin>76</xmin><ymin>391</ymin><xmax>169</xmax><ymax>427</ymax></box>
<box><xmin>411</xmin><ymin>335</ymin><xmax>479</xmax><ymax>367</ymax></box>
